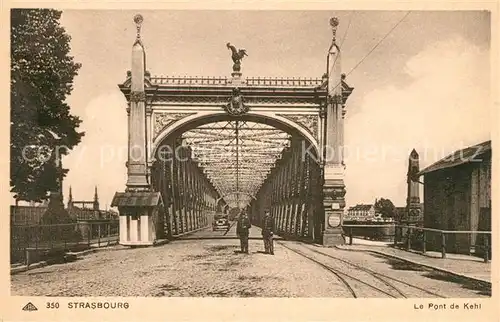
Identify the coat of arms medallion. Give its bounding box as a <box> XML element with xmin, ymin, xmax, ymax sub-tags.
<box><xmin>225</xmin><ymin>87</ymin><xmax>249</xmax><ymax>116</ymax></box>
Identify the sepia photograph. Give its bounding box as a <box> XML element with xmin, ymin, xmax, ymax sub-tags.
<box><xmin>7</xmin><ymin>7</ymin><xmax>493</xmax><ymax>304</ymax></box>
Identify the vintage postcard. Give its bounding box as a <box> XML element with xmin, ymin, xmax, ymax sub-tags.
<box><xmin>1</xmin><ymin>1</ymin><xmax>498</xmax><ymax>321</ymax></box>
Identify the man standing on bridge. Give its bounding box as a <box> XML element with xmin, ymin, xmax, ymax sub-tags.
<box><xmin>236</xmin><ymin>210</ymin><xmax>251</xmax><ymax>254</ymax></box>
<box><xmin>261</xmin><ymin>210</ymin><xmax>275</xmax><ymax>255</ymax></box>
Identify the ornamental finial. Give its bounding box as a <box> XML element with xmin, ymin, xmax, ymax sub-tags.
<box><xmin>330</xmin><ymin>17</ymin><xmax>339</xmax><ymax>43</ymax></box>
<box><xmin>134</xmin><ymin>14</ymin><xmax>144</xmax><ymax>40</ymax></box>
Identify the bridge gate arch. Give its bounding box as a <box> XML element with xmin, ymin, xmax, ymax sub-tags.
<box><xmin>111</xmin><ymin>14</ymin><xmax>353</xmax><ymax>246</ymax></box>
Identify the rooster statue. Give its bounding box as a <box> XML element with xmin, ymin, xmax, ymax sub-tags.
<box><xmin>226</xmin><ymin>43</ymin><xmax>248</xmax><ymax>72</ymax></box>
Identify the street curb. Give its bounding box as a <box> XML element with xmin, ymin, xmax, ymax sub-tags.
<box><xmin>11</xmin><ymin>245</ymin><xmax>124</xmax><ymax>275</ymax></box>
<box><xmin>335</xmin><ymin>245</ymin><xmax>491</xmax><ymax>286</ymax></box>
<box><xmin>153</xmin><ymin>239</ymin><xmax>170</xmax><ymax>246</ymax></box>
<box><xmin>11</xmin><ymin>261</ymin><xmax>48</xmax><ymax>275</ymax></box>
<box><xmin>67</xmin><ymin>244</ymin><xmax>123</xmax><ymax>257</ymax></box>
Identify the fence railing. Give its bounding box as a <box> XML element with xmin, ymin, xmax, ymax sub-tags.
<box><xmin>342</xmin><ymin>224</ymin><xmax>491</xmax><ymax>263</ymax></box>
<box><xmin>11</xmin><ymin>221</ymin><xmax>119</xmax><ymax>265</ymax></box>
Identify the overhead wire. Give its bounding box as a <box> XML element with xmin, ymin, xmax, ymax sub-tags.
<box><xmin>327</xmin><ymin>11</ymin><xmax>353</xmax><ymax>78</ymax></box>
<box><xmin>329</xmin><ymin>11</ymin><xmax>411</xmax><ymax>93</ymax></box>
<box><xmin>340</xmin><ymin>11</ymin><xmax>354</xmax><ymax>47</ymax></box>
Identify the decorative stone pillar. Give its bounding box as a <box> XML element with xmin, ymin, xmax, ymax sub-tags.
<box><xmin>406</xmin><ymin>149</ymin><xmax>422</xmax><ymax>223</ymax></box>
<box><xmin>322</xmin><ymin>17</ymin><xmax>346</xmax><ymax>246</ymax></box>
<box><xmin>126</xmin><ymin>14</ymin><xmax>149</xmax><ymax>189</ymax></box>
<box><xmin>113</xmin><ymin>14</ymin><xmax>160</xmax><ymax>247</ymax></box>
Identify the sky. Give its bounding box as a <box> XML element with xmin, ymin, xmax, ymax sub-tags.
<box><xmin>38</xmin><ymin>10</ymin><xmax>491</xmax><ymax>209</ymax></box>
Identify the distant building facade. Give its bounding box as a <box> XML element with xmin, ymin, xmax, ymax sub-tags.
<box><xmin>418</xmin><ymin>140</ymin><xmax>491</xmax><ymax>255</ymax></box>
<box><xmin>67</xmin><ymin>186</ymin><xmax>118</xmax><ymax>221</ymax></box>
<box><xmin>11</xmin><ymin>186</ymin><xmax>118</xmax><ymax>225</ymax></box>
<box><xmin>345</xmin><ymin>204</ymin><xmax>375</xmax><ymax>221</ymax></box>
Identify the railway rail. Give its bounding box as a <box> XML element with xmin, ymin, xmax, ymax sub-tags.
<box><xmin>278</xmin><ymin>241</ymin><xmax>446</xmax><ymax>298</ymax></box>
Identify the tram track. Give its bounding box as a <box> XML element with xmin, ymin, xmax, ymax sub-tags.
<box><xmin>278</xmin><ymin>242</ymin><xmax>400</xmax><ymax>298</ymax></box>
<box><xmin>278</xmin><ymin>241</ymin><xmax>446</xmax><ymax>298</ymax></box>
<box><xmin>305</xmin><ymin>246</ymin><xmax>446</xmax><ymax>298</ymax></box>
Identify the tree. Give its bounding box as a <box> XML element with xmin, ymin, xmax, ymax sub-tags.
<box><xmin>374</xmin><ymin>198</ymin><xmax>396</xmax><ymax>218</ymax></box>
<box><xmin>11</xmin><ymin>9</ymin><xmax>84</xmax><ymax>202</ymax></box>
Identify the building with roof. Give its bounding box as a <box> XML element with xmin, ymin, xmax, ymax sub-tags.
<box><xmin>418</xmin><ymin>140</ymin><xmax>491</xmax><ymax>255</ymax></box>
<box><xmin>67</xmin><ymin>186</ymin><xmax>118</xmax><ymax>221</ymax></box>
<box><xmin>345</xmin><ymin>204</ymin><xmax>375</xmax><ymax>221</ymax></box>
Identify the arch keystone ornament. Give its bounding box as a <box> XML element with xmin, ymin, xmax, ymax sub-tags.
<box><xmin>224</xmin><ymin>88</ymin><xmax>248</xmax><ymax>116</ymax></box>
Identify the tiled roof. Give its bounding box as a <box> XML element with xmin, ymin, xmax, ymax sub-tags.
<box><xmin>111</xmin><ymin>192</ymin><xmax>162</xmax><ymax>207</ymax></box>
<box><xmin>419</xmin><ymin>140</ymin><xmax>491</xmax><ymax>175</ymax></box>
<box><xmin>348</xmin><ymin>204</ymin><xmax>373</xmax><ymax>211</ymax></box>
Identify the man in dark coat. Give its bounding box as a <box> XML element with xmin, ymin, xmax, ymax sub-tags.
<box><xmin>261</xmin><ymin>210</ymin><xmax>275</xmax><ymax>255</ymax></box>
<box><xmin>236</xmin><ymin>211</ymin><xmax>251</xmax><ymax>254</ymax></box>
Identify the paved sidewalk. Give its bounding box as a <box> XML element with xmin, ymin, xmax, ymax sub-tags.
<box><xmin>336</xmin><ymin>243</ymin><xmax>492</xmax><ymax>284</ymax></box>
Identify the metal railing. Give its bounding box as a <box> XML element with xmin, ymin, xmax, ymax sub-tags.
<box><xmin>395</xmin><ymin>225</ymin><xmax>491</xmax><ymax>263</ymax></box>
<box><xmin>342</xmin><ymin>224</ymin><xmax>491</xmax><ymax>263</ymax></box>
<box><xmin>245</xmin><ymin>77</ymin><xmax>323</xmax><ymax>87</ymax></box>
<box><xmin>342</xmin><ymin>223</ymin><xmax>396</xmax><ymax>243</ymax></box>
<box><xmin>150</xmin><ymin>76</ymin><xmax>229</xmax><ymax>86</ymax></box>
<box><xmin>11</xmin><ymin>221</ymin><xmax>119</xmax><ymax>265</ymax></box>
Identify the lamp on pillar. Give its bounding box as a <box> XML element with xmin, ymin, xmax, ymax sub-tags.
<box><xmin>321</xmin><ymin>16</ymin><xmax>349</xmax><ymax>246</ymax></box>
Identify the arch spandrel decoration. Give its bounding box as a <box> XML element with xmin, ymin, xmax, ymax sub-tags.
<box><xmin>153</xmin><ymin>112</ymin><xmax>196</xmax><ymax>140</ymax></box>
<box><xmin>150</xmin><ymin>111</ymin><xmax>321</xmax><ymax>159</ymax></box>
<box><xmin>277</xmin><ymin>114</ymin><xmax>319</xmax><ymax>140</ymax></box>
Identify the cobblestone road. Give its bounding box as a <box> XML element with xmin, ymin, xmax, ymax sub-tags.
<box><xmin>11</xmin><ymin>228</ymin><xmax>490</xmax><ymax>297</ymax></box>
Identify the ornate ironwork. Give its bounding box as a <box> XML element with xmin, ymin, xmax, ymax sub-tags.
<box><xmin>153</xmin><ymin>112</ymin><xmax>195</xmax><ymax>139</ymax></box>
<box><xmin>180</xmin><ymin>121</ymin><xmax>291</xmax><ymax>208</ymax></box>
<box><xmin>129</xmin><ymin>91</ymin><xmax>146</xmax><ymax>102</ymax></box>
<box><xmin>134</xmin><ymin>14</ymin><xmax>143</xmax><ymax>41</ymax></box>
<box><xmin>278</xmin><ymin>114</ymin><xmax>318</xmax><ymax>138</ymax></box>
<box><xmin>323</xmin><ymin>186</ymin><xmax>346</xmax><ymax>201</ymax></box>
<box><xmin>148</xmin><ymin>75</ymin><xmax>324</xmax><ymax>88</ymax></box>
<box><xmin>224</xmin><ymin>88</ymin><xmax>249</xmax><ymax>116</ymax></box>
<box><xmin>150</xmin><ymin>76</ymin><xmax>229</xmax><ymax>86</ymax></box>
<box><xmin>246</xmin><ymin>77</ymin><xmax>323</xmax><ymax>87</ymax></box>
<box><xmin>330</xmin><ymin>17</ymin><xmax>339</xmax><ymax>43</ymax></box>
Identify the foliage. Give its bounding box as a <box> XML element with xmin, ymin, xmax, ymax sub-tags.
<box><xmin>40</xmin><ymin>195</ymin><xmax>81</xmax><ymax>242</ymax></box>
<box><xmin>11</xmin><ymin>9</ymin><xmax>84</xmax><ymax>202</ymax></box>
<box><xmin>374</xmin><ymin>198</ymin><xmax>396</xmax><ymax>218</ymax></box>
<box><xmin>41</xmin><ymin>196</ymin><xmax>74</xmax><ymax>225</ymax></box>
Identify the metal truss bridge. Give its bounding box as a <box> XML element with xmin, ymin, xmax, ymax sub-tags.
<box><xmin>112</xmin><ymin>14</ymin><xmax>352</xmax><ymax>246</ymax></box>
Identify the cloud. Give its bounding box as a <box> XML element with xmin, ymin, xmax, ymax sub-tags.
<box><xmin>344</xmin><ymin>35</ymin><xmax>490</xmax><ymax>206</ymax></box>
<box><xmin>61</xmin><ymin>36</ymin><xmax>490</xmax><ymax>211</ymax></box>
<box><xmin>64</xmin><ymin>91</ymin><xmax>128</xmax><ymax>207</ymax></box>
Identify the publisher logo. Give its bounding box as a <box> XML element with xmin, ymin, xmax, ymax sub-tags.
<box><xmin>22</xmin><ymin>302</ymin><xmax>38</xmax><ymax>312</ymax></box>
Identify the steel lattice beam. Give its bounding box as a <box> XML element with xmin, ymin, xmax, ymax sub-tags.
<box><xmin>178</xmin><ymin>120</ymin><xmax>290</xmax><ymax>208</ymax></box>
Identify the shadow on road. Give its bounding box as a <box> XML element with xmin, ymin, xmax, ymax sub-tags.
<box><xmin>422</xmin><ymin>271</ymin><xmax>491</xmax><ymax>296</ymax></box>
<box><xmin>369</xmin><ymin>253</ymin><xmax>426</xmax><ymax>271</ymax></box>
<box><xmin>368</xmin><ymin>253</ymin><xmax>491</xmax><ymax>296</ymax></box>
